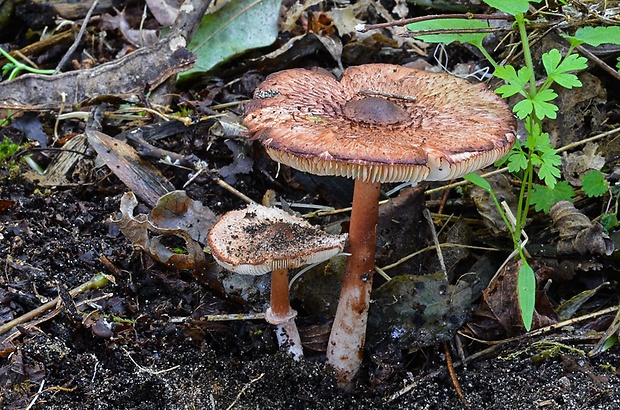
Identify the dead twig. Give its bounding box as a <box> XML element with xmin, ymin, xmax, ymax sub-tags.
<box><xmin>358</xmin><ymin>13</ymin><xmax>513</xmax><ymax>33</ymax></box>
<box><xmin>444</xmin><ymin>342</ymin><xmax>469</xmax><ymax>408</ymax></box>
<box><xmin>0</xmin><ymin>273</ymin><xmax>109</xmax><ymax>338</ymax></box>
<box><xmin>54</xmin><ymin>0</ymin><xmax>99</xmax><ymax>74</ymax></box>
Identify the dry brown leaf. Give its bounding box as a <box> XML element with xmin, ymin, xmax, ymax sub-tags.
<box><xmin>466</xmin><ymin>259</ymin><xmax>558</xmax><ymax>340</ymax></box>
<box><xmin>87</xmin><ymin>130</ymin><xmax>175</xmax><ymax>207</ymax></box>
<box><xmin>549</xmin><ymin>200</ymin><xmax>614</xmax><ymax>256</ymax></box>
<box><xmin>562</xmin><ymin>142</ymin><xmax>606</xmax><ymax>187</ymax></box>
<box><xmin>112</xmin><ymin>191</ymin><xmax>217</xmax><ymax>270</ymax></box>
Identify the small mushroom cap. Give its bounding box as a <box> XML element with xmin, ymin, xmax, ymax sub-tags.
<box><xmin>243</xmin><ymin>64</ymin><xmax>517</xmax><ymax>183</ymax></box>
<box><xmin>208</xmin><ymin>203</ymin><xmax>347</xmax><ymax>275</ymax></box>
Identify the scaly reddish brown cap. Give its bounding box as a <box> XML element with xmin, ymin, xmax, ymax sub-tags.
<box><xmin>208</xmin><ymin>203</ymin><xmax>347</xmax><ymax>275</ymax></box>
<box><xmin>243</xmin><ymin>64</ymin><xmax>516</xmax><ymax>183</ymax></box>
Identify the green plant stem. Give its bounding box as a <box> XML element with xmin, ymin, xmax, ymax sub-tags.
<box><xmin>476</xmin><ymin>44</ymin><xmax>500</xmax><ymax>70</ymax></box>
<box><xmin>0</xmin><ymin>46</ymin><xmax>55</xmax><ymax>80</ymax></box>
<box><xmin>515</xmin><ymin>14</ymin><xmax>537</xmax><ymax>95</ymax></box>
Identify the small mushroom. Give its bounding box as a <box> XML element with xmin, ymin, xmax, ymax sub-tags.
<box><xmin>244</xmin><ymin>64</ymin><xmax>516</xmax><ymax>387</ymax></box>
<box><xmin>207</xmin><ymin>202</ymin><xmax>347</xmax><ymax>360</ymax></box>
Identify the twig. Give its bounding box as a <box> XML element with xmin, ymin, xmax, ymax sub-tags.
<box><xmin>357</xmin><ymin>13</ymin><xmax>513</xmax><ymax>33</ymax></box>
<box><xmin>0</xmin><ymin>273</ymin><xmax>109</xmax><ymax>337</ymax></box>
<box><xmin>169</xmin><ymin>313</ymin><xmax>266</xmax><ymax>323</ymax></box>
<box><xmin>389</xmin><ymin>305</ymin><xmax>619</xmax><ymax>403</ymax></box>
<box><xmin>444</xmin><ymin>342</ymin><xmax>469</xmax><ymax>408</ymax></box>
<box><xmin>575</xmin><ymin>43</ymin><xmax>620</xmax><ymax>82</ymax></box>
<box><xmin>424</xmin><ymin>208</ymin><xmax>447</xmax><ymax>279</ymax></box>
<box><xmin>226</xmin><ymin>373</ymin><xmax>265</xmax><ymax>410</ymax></box>
<box><xmin>54</xmin><ymin>0</ymin><xmax>99</xmax><ymax>74</ymax></box>
<box><xmin>24</xmin><ymin>379</ymin><xmax>46</xmax><ymax>410</ymax></box>
<box><xmin>380</xmin><ymin>243</ymin><xmax>499</xmax><ymax>272</ymax></box>
<box><xmin>122</xmin><ymin>347</ymin><xmax>181</xmax><ymax>375</ymax></box>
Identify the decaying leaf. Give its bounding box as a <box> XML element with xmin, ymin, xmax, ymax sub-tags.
<box><xmin>376</xmin><ymin>185</ymin><xmax>429</xmax><ymax>271</ymax></box>
<box><xmin>367</xmin><ymin>272</ymin><xmax>473</xmax><ymax>351</ymax></box>
<box><xmin>87</xmin><ymin>130</ymin><xmax>175</xmax><ymax>207</ymax></box>
<box><xmin>218</xmin><ymin>139</ymin><xmax>254</xmax><ymax>184</ymax></box>
<box><xmin>113</xmin><ymin>191</ymin><xmax>217</xmax><ymax>270</ymax></box>
<box><xmin>151</xmin><ymin>190</ymin><xmax>217</xmax><ymax>245</ymax></box>
<box><xmin>466</xmin><ymin>259</ymin><xmax>558</xmax><ymax>340</ymax></box>
<box><xmin>146</xmin><ymin>0</ymin><xmax>182</xmax><ymax>26</ymax></box>
<box><xmin>562</xmin><ymin>142</ymin><xmax>606</xmax><ymax>186</ymax></box>
<box><xmin>101</xmin><ymin>9</ymin><xmax>159</xmax><ymax>47</ymax></box>
<box><xmin>549</xmin><ymin>200</ymin><xmax>614</xmax><ymax>256</ymax></box>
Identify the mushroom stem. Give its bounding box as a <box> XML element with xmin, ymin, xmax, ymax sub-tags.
<box><xmin>267</xmin><ymin>268</ymin><xmax>304</xmax><ymax>361</ymax></box>
<box><xmin>327</xmin><ymin>179</ymin><xmax>381</xmax><ymax>389</ymax></box>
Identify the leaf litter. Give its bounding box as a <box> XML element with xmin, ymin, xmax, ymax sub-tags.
<box><xmin>0</xmin><ymin>0</ymin><xmax>620</xmax><ymax>408</ymax></box>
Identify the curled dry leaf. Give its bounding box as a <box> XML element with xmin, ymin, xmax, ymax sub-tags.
<box><xmin>113</xmin><ymin>191</ymin><xmax>218</xmax><ymax>270</ymax></box>
<box><xmin>549</xmin><ymin>200</ymin><xmax>614</xmax><ymax>256</ymax></box>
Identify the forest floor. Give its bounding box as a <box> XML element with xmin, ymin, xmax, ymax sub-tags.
<box><xmin>1</xmin><ymin>1</ymin><xmax>619</xmax><ymax>409</ymax></box>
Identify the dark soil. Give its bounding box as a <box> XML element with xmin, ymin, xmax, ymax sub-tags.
<box><xmin>1</xmin><ymin>1</ymin><xmax>620</xmax><ymax>409</ymax></box>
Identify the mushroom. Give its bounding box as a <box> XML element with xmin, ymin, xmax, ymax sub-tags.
<box><xmin>207</xmin><ymin>202</ymin><xmax>347</xmax><ymax>360</ymax></box>
<box><xmin>243</xmin><ymin>64</ymin><xmax>516</xmax><ymax>387</ymax></box>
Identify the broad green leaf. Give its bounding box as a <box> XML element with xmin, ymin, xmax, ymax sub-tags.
<box><xmin>406</xmin><ymin>19</ymin><xmax>490</xmax><ymax>46</ymax></box>
<box><xmin>483</xmin><ymin>0</ymin><xmax>532</xmax><ymax>15</ymax></box>
<box><xmin>180</xmin><ymin>0</ymin><xmax>282</xmax><ymax>78</ymax></box>
<box><xmin>581</xmin><ymin>170</ymin><xmax>609</xmax><ymax>197</ymax></box>
<box><xmin>518</xmin><ymin>261</ymin><xmax>536</xmax><ymax>331</ymax></box>
<box><xmin>464</xmin><ymin>173</ymin><xmax>491</xmax><ymax>191</ymax></box>
<box><xmin>567</xmin><ymin>26</ymin><xmax>620</xmax><ymax>47</ymax></box>
<box><xmin>529</xmin><ymin>181</ymin><xmax>575</xmax><ymax>213</ymax></box>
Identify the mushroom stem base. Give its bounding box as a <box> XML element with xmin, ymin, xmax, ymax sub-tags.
<box><xmin>269</xmin><ymin>268</ymin><xmax>304</xmax><ymax>360</ymax></box>
<box><xmin>327</xmin><ymin>179</ymin><xmax>380</xmax><ymax>389</ymax></box>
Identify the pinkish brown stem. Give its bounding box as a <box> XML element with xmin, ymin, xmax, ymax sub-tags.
<box><xmin>267</xmin><ymin>268</ymin><xmax>303</xmax><ymax>360</ymax></box>
<box><xmin>327</xmin><ymin>179</ymin><xmax>381</xmax><ymax>389</ymax></box>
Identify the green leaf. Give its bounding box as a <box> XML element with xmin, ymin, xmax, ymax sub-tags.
<box><xmin>513</xmin><ymin>99</ymin><xmax>533</xmax><ymax>119</ymax></box>
<box><xmin>518</xmin><ymin>261</ymin><xmax>536</xmax><ymax>331</ymax></box>
<box><xmin>529</xmin><ymin>182</ymin><xmax>575</xmax><ymax>213</ymax></box>
<box><xmin>406</xmin><ymin>18</ymin><xmax>490</xmax><ymax>46</ymax></box>
<box><xmin>567</xmin><ymin>26</ymin><xmax>620</xmax><ymax>47</ymax></box>
<box><xmin>581</xmin><ymin>170</ymin><xmax>609</xmax><ymax>197</ymax></box>
<box><xmin>542</xmin><ymin>50</ymin><xmax>587</xmax><ymax>89</ymax></box>
<box><xmin>464</xmin><ymin>173</ymin><xmax>491</xmax><ymax>191</ymax></box>
<box><xmin>494</xmin><ymin>65</ymin><xmax>531</xmax><ymax>97</ymax></box>
<box><xmin>483</xmin><ymin>0</ymin><xmax>538</xmax><ymax>15</ymax></box>
<box><xmin>530</xmin><ymin>89</ymin><xmax>558</xmax><ymax>120</ymax></box>
<box><xmin>601</xmin><ymin>213</ymin><xmax>619</xmax><ymax>232</ymax></box>
<box><xmin>537</xmin><ymin>149</ymin><xmax>562</xmax><ymax>187</ymax></box>
<box><xmin>507</xmin><ymin>149</ymin><xmax>528</xmax><ymax>173</ymax></box>
<box><xmin>179</xmin><ymin>0</ymin><xmax>282</xmax><ymax>78</ymax></box>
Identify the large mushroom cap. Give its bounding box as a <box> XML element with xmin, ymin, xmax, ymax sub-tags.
<box><xmin>208</xmin><ymin>203</ymin><xmax>347</xmax><ymax>275</ymax></box>
<box><xmin>243</xmin><ymin>64</ymin><xmax>517</xmax><ymax>183</ymax></box>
